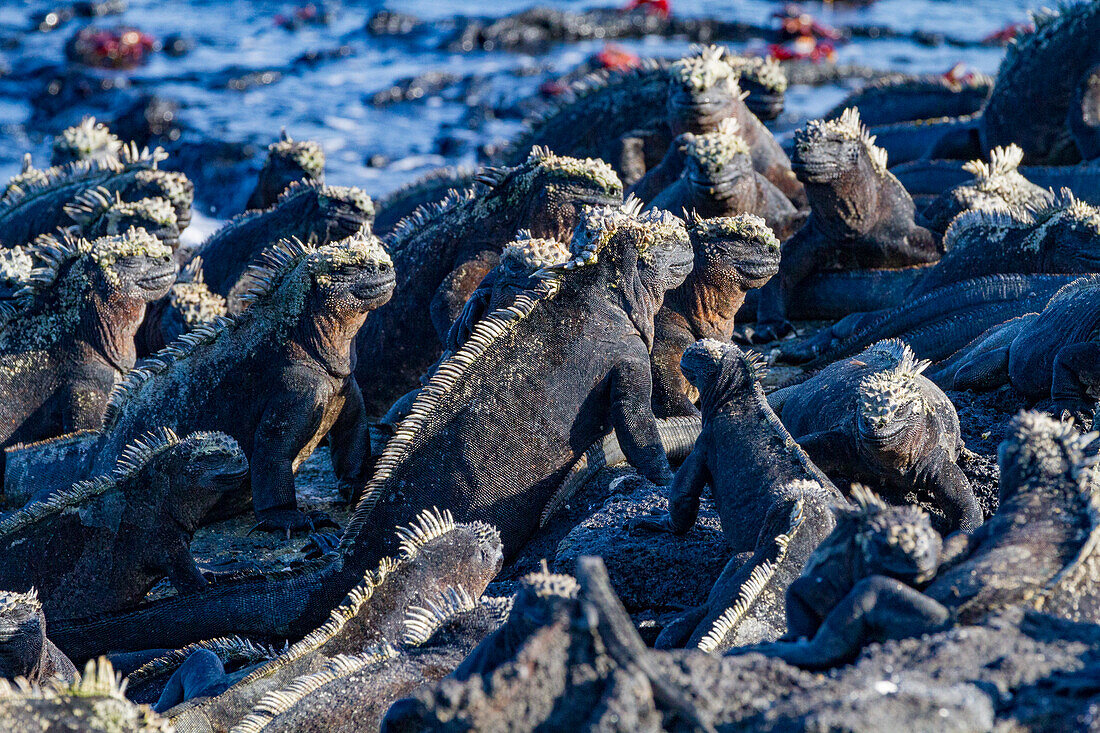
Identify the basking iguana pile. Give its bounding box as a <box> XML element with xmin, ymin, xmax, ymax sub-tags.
<box><xmin>754</xmin><ymin>108</ymin><xmax>940</xmax><ymax>342</ymax></box>
<box><xmin>0</xmin><ymin>229</ymin><xmax>176</xmax><ymax>451</ymax></box>
<box><xmin>353</xmin><ymin>147</ymin><xmax>624</xmax><ymax>415</ymax></box>
<box><xmin>245</xmin><ymin>130</ymin><xmax>326</xmax><ymax>211</ymax></box>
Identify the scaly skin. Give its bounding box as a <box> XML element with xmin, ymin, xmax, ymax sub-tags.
<box><xmin>824</xmin><ymin>72</ymin><xmax>993</xmax><ymax>127</ymax></box>
<box><xmin>754</xmin><ymin>108</ymin><xmax>939</xmax><ymax>342</ymax></box>
<box><xmin>501</xmin><ymin>46</ymin><xmax>793</xmax><ymax>192</ymax></box>
<box><xmin>0</xmin><ymin>590</ymin><xmax>77</xmax><ymax>685</ymax></box>
<box><xmin>353</xmin><ymin>147</ymin><xmax>624</xmax><ymax>416</ymax></box>
<box><xmin>245</xmin><ymin>130</ymin><xmax>326</xmax><ymax>211</ymax></box>
<box><xmin>0</xmin><ymin>430</ymin><xmax>247</xmax><ymax>620</ymax></box>
<box><xmin>631</xmin><ymin>339</ymin><xmax>840</xmax><ymax>552</ymax></box>
<box><xmin>650</xmin><ymin>214</ymin><xmax>780</xmax><ymax>417</ymax></box>
<box><xmin>918</xmin><ymin>144</ymin><xmax>1053</xmax><ymax>235</ymax></box>
<box><xmin>0</xmin><ymin>229</ymin><xmax>176</xmax><ymax>450</ymax></box>
<box><xmin>50</xmin><ymin>117</ymin><xmax>123</xmax><ymax>167</ymax></box>
<box><xmin>1072</xmin><ymin>62</ymin><xmax>1100</xmax><ymax>160</ymax></box>
<box><xmin>372</xmin><ymin>167</ymin><xmax>478</xmax><ymax>237</ymax></box>
<box><xmin>0</xmin><ymin>144</ymin><xmax>193</xmax><ymax>248</ymax></box>
<box><xmin>743</xmin><ymin>411</ymin><xmax>1100</xmax><ymax>669</ymax></box>
<box><xmin>0</xmin><ymin>658</ymin><xmax>172</xmax><ymax>732</ymax></box>
<box><xmin>934</xmin><ymin>275</ymin><xmax>1100</xmax><ymax>424</ymax></box>
<box><xmin>85</xmin><ymin>230</ymin><xmax>395</xmax><ymax>533</ymax></box>
<box><xmin>156</xmin><ymin>511</ymin><xmax>502</xmax><ymax>731</ymax></box>
<box><xmin>641</xmin><ymin>118</ymin><xmax>802</xmax><ymax>240</ymax></box>
<box><xmin>770</xmin><ymin>339</ymin><xmax>982</xmax><ymax>532</ymax></box>
<box><xmin>64</xmin><ymin>187</ymin><xmax>182</xmax><ymax>252</ymax></box>
<box><xmin>194</xmin><ymin>180</ymin><xmax>374</xmax><ymax>310</ymax></box>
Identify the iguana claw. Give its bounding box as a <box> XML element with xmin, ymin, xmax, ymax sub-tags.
<box><xmin>248</xmin><ymin>510</ymin><xmax>340</xmax><ymax>539</ymax></box>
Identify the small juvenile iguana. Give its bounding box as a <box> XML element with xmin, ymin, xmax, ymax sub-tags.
<box><xmin>0</xmin><ymin>429</ymin><xmax>248</xmax><ymax>620</ymax></box>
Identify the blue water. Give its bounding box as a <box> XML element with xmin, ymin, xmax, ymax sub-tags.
<box><xmin>0</xmin><ymin>0</ymin><xmax>1045</xmax><ymax>230</ymax></box>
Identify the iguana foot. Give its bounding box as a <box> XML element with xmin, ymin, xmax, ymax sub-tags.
<box><xmin>302</xmin><ymin>530</ymin><xmax>341</xmax><ymax>559</ymax></box>
<box><xmin>748</xmin><ymin>320</ymin><xmax>793</xmax><ymax>344</ymax></box>
<box><xmin>1054</xmin><ymin>403</ymin><xmax>1095</xmax><ymax>432</ymax></box>
<box><xmin>626</xmin><ymin>510</ymin><xmax>675</xmax><ymax>535</ymax></box>
<box><xmin>249</xmin><ymin>509</ymin><xmax>340</xmax><ymax>540</ymax></box>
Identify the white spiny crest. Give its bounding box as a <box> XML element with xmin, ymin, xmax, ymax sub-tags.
<box><xmin>1005</xmin><ymin>410</ymin><xmax>1100</xmax><ymax>482</ymax></box>
<box><xmin>0</xmin><ymin>588</ymin><xmax>40</xmax><ymax>616</ymax></box>
<box><xmin>691</xmin><ymin>213</ymin><xmax>779</xmax><ymax>253</ymax></box>
<box><xmin>857</xmin><ymin>368</ymin><xmax>928</xmax><ymax>428</ymax></box>
<box><xmin>822</xmin><ymin>107</ymin><xmax>889</xmax><ymax>172</ymax></box>
<box><xmin>849</xmin><ymin>484</ymin><xmax>889</xmax><ymax>513</ymax></box>
<box><xmin>402</xmin><ymin>585</ymin><xmax>478</xmax><ymax>647</ymax></box>
<box><xmin>395</xmin><ymin>507</ymin><xmax>457</xmax><ymax>557</ymax></box>
<box><xmin>521</xmin><ymin>570</ymin><xmax>579</xmax><ymax>598</ymax></box>
<box><xmin>963</xmin><ymin>144</ymin><xmax>1026</xmax><ymax>181</ymax></box>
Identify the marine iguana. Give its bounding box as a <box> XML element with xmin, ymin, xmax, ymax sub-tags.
<box><xmin>245</xmin><ymin>130</ymin><xmax>325</xmax><ymax>211</ymax></box>
<box><xmin>1</xmin><ymin>155</ymin><xmax>48</xmax><ymax>201</ymax></box>
<box><xmin>0</xmin><ymin>229</ymin><xmax>176</xmax><ymax>451</ymax></box>
<box><xmin>64</xmin><ymin>187</ymin><xmax>182</xmax><ymax>252</ymax></box>
<box><xmin>868</xmin><ymin>2</ymin><xmax>1100</xmax><ymax>166</ymax></box>
<box><xmin>0</xmin><ymin>145</ymin><xmax>194</xmax><ymax>249</ymax></box>
<box><xmin>824</xmin><ymin>71</ymin><xmax>993</xmax><ymax>128</ymax></box>
<box><xmin>0</xmin><ymin>658</ymin><xmax>172</xmax><ymax>732</ymax></box>
<box><xmin>769</xmin><ymin>339</ymin><xmax>982</xmax><ymax>531</ymax></box>
<box><xmin>650</xmin><ymin>214</ymin><xmax>780</xmax><ymax>417</ymax></box>
<box><xmin>631</xmin><ymin>339</ymin><xmax>841</xmax><ymax>551</ymax></box>
<box><xmin>918</xmin><ymin>145</ymin><xmax>1053</xmax><ymax>235</ymax></box>
<box><xmin>643</xmin><ymin>118</ymin><xmax>802</xmax><ymax>240</ymax></box>
<box><xmin>50</xmin><ymin>116</ymin><xmax>123</xmax><ymax>167</ymax></box>
<box><xmin>753</xmin><ymin>108</ymin><xmax>939</xmax><ymax>342</ymax></box>
<box><xmin>193</xmin><ymin>180</ymin><xmax>375</xmax><ymax>310</ymax></box>
<box><xmin>0</xmin><ymin>429</ymin><xmax>247</xmax><ymax>620</ymax></box>
<box><xmin>0</xmin><ymin>590</ymin><xmax>77</xmax><ymax>685</ymax></box>
<box><xmin>933</xmin><ymin>275</ymin><xmax>1100</xmax><ymax>425</ymax></box>
<box><xmin>371</xmin><ymin>166</ymin><xmax>478</xmax><ymax>237</ymax></box>
<box><xmin>353</xmin><ymin>147</ymin><xmax>624</xmax><ymax>416</ymax></box>
<box><xmin>500</xmin><ymin>46</ymin><xmax>794</xmax><ymax>192</ymax></box>
<box><xmin>137</xmin><ymin>258</ymin><xmax>229</xmax><ymax>356</ymax></box>
<box><xmin>153</xmin><ymin>509</ymin><xmax>501</xmax><ymax>730</ymax></box>
<box><xmin>89</xmin><ymin>230</ymin><xmax>395</xmax><ymax>533</ymax></box>
<box><xmin>743</xmin><ymin>411</ymin><xmax>1100</xmax><ymax>669</ymax></box>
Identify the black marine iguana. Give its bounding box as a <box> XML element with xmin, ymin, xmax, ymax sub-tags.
<box><xmin>193</xmin><ymin>180</ymin><xmax>375</xmax><ymax>310</ymax></box>
<box><xmin>0</xmin><ymin>429</ymin><xmax>247</xmax><ymax>620</ymax></box>
<box><xmin>0</xmin><ymin>590</ymin><xmax>77</xmax><ymax>685</ymax></box>
<box><xmin>64</xmin><ymin>187</ymin><xmax>182</xmax><ymax>252</ymax></box>
<box><xmin>642</xmin><ymin>118</ymin><xmax>801</xmax><ymax>240</ymax></box>
<box><xmin>770</xmin><ymin>339</ymin><xmax>982</xmax><ymax>531</ymax></box>
<box><xmin>650</xmin><ymin>214</ymin><xmax>780</xmax><ymax>417</ymax></box>
<box><xmin>371</xmin><ymin>166</ymin><xmax>478</xmax><ymax>237</ymax></box>
<box><xmin>743</xmin><ymin>411</ymin><xmax>1100</xmax><ymax>669</ymax></box>
<box><xmin>754</xmin><ymin>108</ymin><xmax>939</xmax><ymax>342</ymax></box>
<box><xmin>245</xmin><ymin>129</ymin><xmax>326</xmax><ymax>211</ymax></box>
<box><xmin>153</xmin><ymin>508</ymin><xmax>502</xmax><ymax>730</ymax></box>
<box><xmin>0</xmin><ymin>229</ymin><xmax>176</xmax><ymax>451</ymax></box>
<box><xmin>353</xmin><ymin>147</ymin><xmax>623</xmax><ymax>416</ymax></box>
<box><xmin>50</xmin><ymin>117</ymin><xmax>123</xmax><ymax>167</ymax></box>
<box><xmin>501</xmin><ymin>46</ymin><xmax>796</xmax><ymax>194</ymax></box>
<box><xmin>933</xmin><ymin>275</ymin><xmax>1100</xmax><ymax>425</ymax></box>
<box><xmin>86</xmin><ymin>230</ymin><xmax>395</xmax><ymax>533</ymax></box>
<box><xmin>0</xmin><ymin>145</ymin><xmax>194</xmax><ymax>249</ymax></box>
<box><xmin>824</xmin><ymin>71</ymin><xmax>993</xmax><ymax>128</ymax></box>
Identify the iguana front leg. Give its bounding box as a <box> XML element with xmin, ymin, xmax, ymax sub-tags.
<box><xmin>164</xmin><ymin>544</ymin><xmax>208</xmax><ymax>595</ymax></box>
<box><xmin>429</xmin><ymin>250</ymin><xmax>499</xmax><ymax>344</ymax></box>
<box><xmin>628</xmin><ymin>446</ymin><xmax>711</xmax><ymax>535</ymax></box>
<box><xmin>608</xmin><ymin>355</ymin><xmax>674</xmax><ymax>486</ymax></box>
<box><xmin>753</xmin><ymin>227</ymin><xmax>819</xmax><ymax>343</ymax></box>
<box><xmin>913</xmin><ymin>447</ymin><xmax>983</xmax><ymax>532</ymax></box>
<box><xmin>950</xmin><ymin>345</ymin><xmax>1011</xmax><ymax>391</ymax></box>
<box><xmin>1051</xmin><ymin>341</ymin><xmax>1100</xmax><ymax>425</ymax></box>
<box><xmin>328</xmin><ymin>379</ymin><xmax>369</xmax><ymax>503</ymax></box>
<box><xmin>738</xmin><ymin>576</ymin><xmax>951</xmax><ymax>669</ymax></box>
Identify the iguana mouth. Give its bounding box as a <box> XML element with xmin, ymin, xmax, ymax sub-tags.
<box><xmin>137</xmin><ymin>269</ymin><xmax>176</xmax><ymax>292</ymax></box>
<box><xmin>352</xmin><ymin>270</ymin><xmax>397</xmax><ymax>301</ymax></box>
<box><xmin>214</xmin><ymin>467</ymin><xmax>249</xmax><ymax>485</ymax></box>
<box><xmin>736</xmin><ymin>259</ymin><xmax>781</xmax><ymax>281</ymax></box>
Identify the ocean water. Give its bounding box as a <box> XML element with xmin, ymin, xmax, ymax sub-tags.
<box><xmin>0</xmin><ymin>0</ymin><xmax>1046</xmax><ymax>226</ymax></box>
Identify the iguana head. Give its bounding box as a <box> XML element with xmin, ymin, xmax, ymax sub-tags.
<box><xmin>283</xmin><ymin>182</ymin><xmax>375</xmax><ymax>243</ymax></box>
<box><xmin>0</xmin><ymin>589</ymin><xmax>46</xmax><ymax>681</ymax></box>
<box><xmin>792</xmin><ymin>108</ymin><xmax>888</xmax><ymax>184</ymax></box>
<box><xmin>51</xmin><ymin>116</ymin><xmax>123</xmax><ymax>166</ymax></box>
<box><xmin>482</xmin><ymin>147</ymin><xmax>623</xmax><ymax>242</ymax></box>
<box><xmin>843</xmin><ymin>485</ymin><xmax>942</xmax><ymax>585</ymax></box>
<box><xmin>1025</xmin><ymin>189</ymin><xmax>1100</xmax><ymax>272</ymax></box>
<box><xmin>169</xmin><ymin>430</ymin><xmax>249</xmax><ymax>494</ymax></box>
<box><xmin>728</xmin><ymin>53</ymin><xmax>787</xmax><ymax>121</ymax></box>
<box><xmin>66</xmin><ymin>188</ymin><xmax>181</xmax><ymax>251</ymax></box>
<box><xmin>686</xmin><ymin>212</ymin><xmax>780</xmax><ymax>290</ymax></box>
<box><xmin>129</xmin><ymin>169</ymin><xmax>194</xmax><ymax>231</ymax></box>
<box><xmin>254</xmin><ymin>130</ymin><xmax>326</xmax><ymax>206</ymax></box>
<box><xmin>307</xmin><ymin>229</ymin><xmax>396</xmax><ymax>318</ymax></box>
<box><xmin>679</xmin><ymin>339</ymin><xmax>766</xmax><ymax>411</ymax></box>
<box><xmin>855</xmin><ymin>352</ymin><xmax>934</xmax><ymax>462</ymax></box>
<box><xmin>678</xmin><ymin>118</ymin><xmax>755</xmax><ymax>192</ymax></box>
<box><xmin>998</xmin><ymin>411</ymin><xmax>1099</xmax><ymax>503</ymax></box>
<box><xmin>667</xmin><ymin>46</ymin><xmax>746</xmax><ymax>135</ymax></box>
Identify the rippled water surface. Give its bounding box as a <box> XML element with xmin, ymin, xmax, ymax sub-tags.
<box><xmin>0</xmin><ymin>0</ymin><xmax>1046</xmax><ymax>226</ymax></box>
